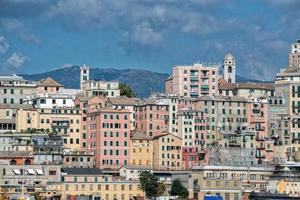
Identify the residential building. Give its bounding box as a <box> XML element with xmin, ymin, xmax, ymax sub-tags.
<box><xmin>168</xmin><ymin>63</ymin><xmax>219</xmax><ymax>97</ymax></box>
<box><xmin>35</xmin><ymin>77</ymin><xmax>64</xmax><ymax>94</ymax></box>
<box><xmin>136</xmin><ymin>98</ymin><xmax>169</xmax><ymax>137</ymax></box>
<box><xmin>153</xmin><ymin>133</ymin><xmax>183</xmax><ymax>170</ymax></box>
<box><xmin>49</xmin><ymin>168</ymin><xmax>144</xmax><ymax>200</ymax></box>
<box><xmin>86</xmin><ymin>108</ymin><xmax>131</xmax><ymax>169</ymax></box>
<box><xmin>189</xmin><ymin>165</ymin><xmax>273</xmax><ymax>200</ymax></box>
<box><xmin>129</xmin><ymin>132</ymin><xmax>153</xmax><ymax>167</ymax></box>
<box><xmin>0</xmin><ymin>74</ymin><xmax>36</xmax><ymax>104</ymax></box>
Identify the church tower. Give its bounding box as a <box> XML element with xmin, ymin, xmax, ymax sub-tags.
<box><xmin>223</xmin><ymin>53</ymin><xmax>236</xmax><ymax>83</ymax></box>
<box><xmin>80</xmin><ymin>64</ymin><xmax>89</xmax><ymax>90</ymax></box>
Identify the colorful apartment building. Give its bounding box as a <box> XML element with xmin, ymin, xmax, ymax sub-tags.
<box><xmin>167</xmin><ymin>64</ymin><xmax>218</xmax><ymax>97</ymax></box>
<box><xmin>129</xmin><ymin>132</ymin><xmax>153</xmax><ymax>167</ymax></box>
<box><xmin>135</xmin><ymin>98</ymin><xmax>169</xmax><ymax>137</ymax></box>
<box><xmin>153</xmin><ymin>133</ymin><xmax>183</xmax><ymax>170</ymax></box>
<box><xmin>86</xmin><ymin>108</ymin><xmax>131</xmax><ymax>169</ymax></box>
<box><xmin>49</xmin><ymin>168</ymin><xmax>144</xmax><ymax>200</ymax></box>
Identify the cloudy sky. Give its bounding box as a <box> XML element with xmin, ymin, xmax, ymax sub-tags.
<box><xmin>0</xmin><ymin>0</ymin><xmax>299</xmax><ymax>80</ymax></box>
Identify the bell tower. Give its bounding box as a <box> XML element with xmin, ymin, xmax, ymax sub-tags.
<box><xmin>223</xmin><ymin>53</ymin><xmax>236</xmax><ymax>83</ymax></box>
<box><xmin>80</xmin><ymin>64</ymin><xmax>89</xmax><ymax>90</ymax></box>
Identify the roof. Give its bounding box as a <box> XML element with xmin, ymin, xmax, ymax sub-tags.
<box><xmin>121</xmin><ymin>165</ymin><xmax>152</xmax><ymax>170</ymax></box>
<box><xmin>36</xmin><ymin>77</ymin><xmax>63</xmax><ymax>87</ymax></box>
<box><xmin>0</xmin><ymin>104</ymin><xmax>36</xmax><ymax>111</ymax></box>
<box><xmin>108</xmin><ymin>97</ymin><xmax>140</xmax><ymax>106</ymax></box>
<box><xmin>152</xmin><ymin>132</ymin><xmax>182</xmax><ymax>140</ymax></box>
<box><xmin>219</xmin><ymin>82</ymin><xmax>237</xmax><ymax>90</ymax></box>
<box><xmin>61</xmin><ymin>168</ymin><xmax>102</xmax><ymax>175</ymax></box>
<box><xmin>131</xmin><ymin>132</ymin><xmax>153</xmax><ymax>140</ymax></box>
<box><xmin>237</xmin><ymin>82</ymin><xmax>274</xmax><ymax>90</ymax></box>
<box><xmin>0</xmin><ymin>151</ymin><xmax>32</xmax><ymax>158</ymax></box>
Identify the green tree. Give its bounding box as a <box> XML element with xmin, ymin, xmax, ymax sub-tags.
<box><xmin>119</xmin><ymin>83</ymin><xmax>135</xmax><ymax>98</ymax></box>
<box><xmin>171</xmin><ymin>179</ymin><xmax>188</xmax><ymax>198</ymax></box>
<box><xmin>139</xmin><ymin>171</ymin><xmax>159</xmax><ymax>199</ymax></box>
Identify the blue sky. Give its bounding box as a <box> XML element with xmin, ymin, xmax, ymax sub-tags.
<box><xmin>0</xmin><ymin>0</ymin><xmax>299</xmax><ymax>80</ymax></box>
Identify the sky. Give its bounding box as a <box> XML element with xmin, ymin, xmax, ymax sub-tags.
<box><xmin>0</xmin><ymin>0</ymin><xmax>299</xmax><ymax>80</ymax></box>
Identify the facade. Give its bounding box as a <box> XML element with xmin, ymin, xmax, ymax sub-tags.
<box><xmin>129</xmin><ymin>132</ymin><xmax>153</xmax><ymax>167</ymax></box>
<box><xmin>50</xmin><ymin>168</ymin><xmax>144</xmax><ymax>200</ymax></box>
<box><xmin>136</xmin><ymin>98</ymin><xmax>169</xmax><ymax>137</ymax></box>
<box><xmin>86</xmin><ymin>108</ymin><xmax>131</xmax><ymax>169</ymax></box>
<box><xmin>0</xmin><ymin>74</ymin><xmax>36</xmax><ymax>104</ymax></box>
<box><xmin>35</xmin><ymin>77</ymin><xmax>64</xmax><ymax>94</ymax></box>
<box><xmin>170</xmin><ymin>63</ymin><xmax>219</xmax><ymax>97</ymax></box>
<box><xmin>189</xmin><ymin>165</ymin><xmax>273</xmax><ymax>200</ymax></box>
<box><xmin>82</xmin><ymin>80</ymin><xmax>120</xmax><ymax>98</ymax></box>
<box><xmin>153</xmin><ymin>133</ymin><xmax>183</xmax><ymax>170</ymax></box>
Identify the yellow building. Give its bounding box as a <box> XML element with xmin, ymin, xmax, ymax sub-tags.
<box><xmin>153</xmin><ymin>133</ymin><xmax>183</xmax><ymax>170</ymax></box>
<box><xmin>130</xmin><ymin>132</ymin><xmax>153</xmax><ymax>167</ymax></box>
<box><xmin>49</xmin><ymin>168</ymin><xmax>144</xmax><ymax>200</ymax></box>
<box><xmin>189</xmin><ymin>165</ymin><xmax>273</xmax><ymax>200</ymax></box>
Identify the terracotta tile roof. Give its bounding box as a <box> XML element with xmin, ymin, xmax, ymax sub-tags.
<box><xmin>131</xmin><ymin>132</ymin><xmax>153</xmax><ymax>140</ymax></box>
<box><xmin>219</xmin><ymin>83</ymin><xmax>237</xmax><ymax>90</ymax></box>
<box><xmin>0</xmin><ymin>104</ymin><xmax>36</xmax><ymax>110</ymax></box>
<box><xmin>36</xmin><ymin>77</ymin><xmax>63</xmax><ymax>87</ymax></box>
<box><xmin>237</xmin><ymin>82</ymin><xmax>274</xmax><ymax>90</ymax></box>
<box><xmin>108</xmin><ymin>97</ymin><xmax>140</xmax><ymax>106</ymax></box>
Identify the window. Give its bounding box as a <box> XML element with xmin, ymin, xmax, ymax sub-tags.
<box><xmin>49</xmin><ymin>170</ymin><xmax>57</xmax><ymax>175</ymax></box>
<box><xmin>10</xmin><ymin>89</ymin><xmax>14</xmax><ymax>94</ymax></box>
<box><xmin>3</xmin><ymin>89</ymin><xmax>7</xmax><ymax>94</ymax></box>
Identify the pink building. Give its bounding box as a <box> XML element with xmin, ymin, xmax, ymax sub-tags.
<box><xmin>86</xmin><ymin>108</ymin><xmax>131</xmax><ymax>169</ymax></box>
<box><xmin>168</xmin><ymin>64</ymin><xmax>218</xmax><ymax>97</ymax></box>
<box><xmin>246</xmin><ymin>99</ymin><xmax>269</xmax><ymax>163</ymax></box>
<box><xmin>136</xmin><ymin>100</ymin><xmax>169</xmax><ymax>137</ymax></box>
<box><xmin>74</xmin><ymin>96</ymin><xmax>106</xmax><ymax>150</ymax></box>
<box><xmin>165</xmin><ymin>76</ymin><xmax>173</xmax><ymax>96</ymax></box>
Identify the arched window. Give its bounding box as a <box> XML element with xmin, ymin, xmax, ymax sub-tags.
<box><xmin>228</xmin><ymin>66</ymin><xmax>232</xmax><ymax>73</ymax></box>
<box><xmin>24</xmin><ymin>159</ymin><xmax>31</xmax><ymax>165</ymax></box>
<box><xmin>10</xmin><ymin>159</ymin><xmax>17</xmax><ymax>165</ymax></box>
<box><xmin>228</xmin><ymin>78</ymin><xmax>232</xmax><ymax>83</ymax></box>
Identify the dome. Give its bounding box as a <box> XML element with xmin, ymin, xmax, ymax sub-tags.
<box><xmin>224</xmin><ymin>53</ymin><xmax>234</xmax><ymax>60</ymax></box>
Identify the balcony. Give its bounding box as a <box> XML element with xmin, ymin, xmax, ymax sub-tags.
<box><xmin>256</xmin><ymin>136</ymin><xmax>265</xmax><ymax>141</ymax></box>
<box><xmin>51</xmin><ymin>118</ymin><xmax>70</xmax><ymax>128</ymax></box>
<box><xmin>190</xmin><ymin>76</ymin><xmax>199</xmax><ymax>82</ymax></box>
<box><xmin>256</xmin><ymin>154</ymin><xmax>266</xmax><ymax>159</ymax></box>
<box><xmin>256</xmin><ymin>145</ymin><xmax>265</xmax><ymax>150</ymax></box>
<box><xmin>201</xmin><ymin>74</ymin><xmax>209</xmax><ymax>78</ymax></box>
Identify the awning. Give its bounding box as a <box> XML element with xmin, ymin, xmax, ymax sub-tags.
<box><xmin>13</xmin><ymin>169</ymin><xmax>21</xmax><ymax>175</ymax></box>
<box><xmin>27</xmin><ymin>169</ymin><xmax>35</xmax><ymax>175</ymax></box>
<box><xmin>36</xmin><ymin>169</ymin><xmax>44</xmax><ymax>175</ymax></box>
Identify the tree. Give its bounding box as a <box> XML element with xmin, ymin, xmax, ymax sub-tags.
<box><xmin>139</xmin><ymin>171</ymin><xmax>159</xmax><ymax>199</ymax></box>
<box><xmin>119</xmin><ymin>83</ymin><xmax>135</xmax><ymax>98</ymax></box>
<box><xmin>171</xmin><ymin>179</ymin><xmax>188</xmax><ymax>199</ymax></box>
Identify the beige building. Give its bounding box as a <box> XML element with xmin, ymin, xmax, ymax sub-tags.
<box><xmin>189</xmin><ymin>165</ymin><xmax>273</xmax><ymax>200</ymax></box>
<box><xmin>49</xmin><ymin>168</ymin><xmax>144</xmax><ymax>200</ymax></box>
<box><xmin>0</xmin><ymin>74</ymin><xmax>36</xmax><ymax>105</ymax></box>
<box><xmin>130</xmin><ymin>132</ymin><xmax>153</xmax><ymax>168</ymax></box>
<box><xmin>153</xmin><ymin>133</ymin><xmax>183</xmax><ymax>170</ymax></box>
<box><xmin>38</xmin><ymin>107</ymin><xmax>82</xmax><ymax>150</ymax></box>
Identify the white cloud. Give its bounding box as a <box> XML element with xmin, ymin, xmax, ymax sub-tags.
<box><xmin>1</xmin><ymin>19</ymin><xmax>41</xmax><ymax>45</ymax></box>
<box><xmin>132</xmin><ymin>22</ymin><xmax>163</xmax><ymax>45</ymax></box>
<box><xmin>6</xmin><ymin>52</ymin><xmax>27</xmax><ymax>68</ymax></box>
<box><xmin>0</xmin><ymin>36</ymin><xmax>10</xmax><ymax>55</ymax></box>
